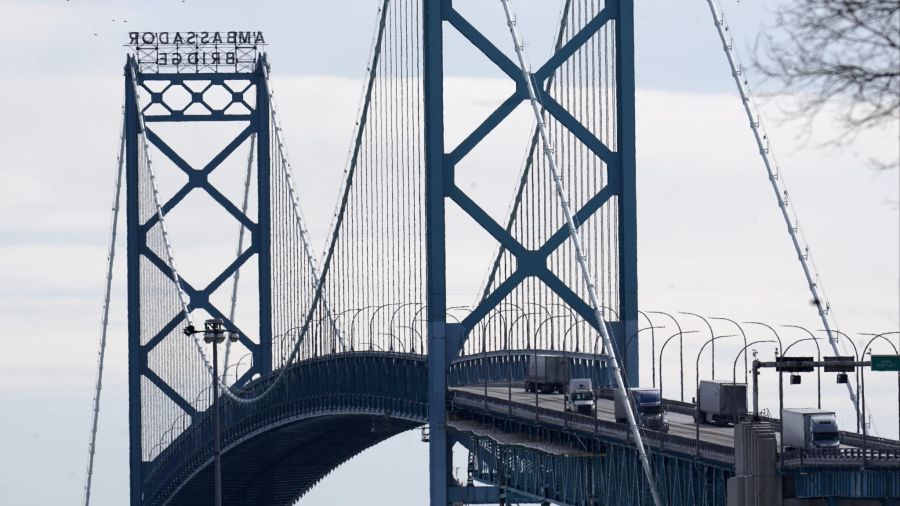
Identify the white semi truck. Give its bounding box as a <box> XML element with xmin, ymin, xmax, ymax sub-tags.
<box><xmin>782</xmin><ymin>408</ymin><xmax>840</xmax><ymax>450</ymax></box>
<box><xmin>564</xmin><ymin>378</ymin><xmax>596</xmax><ymax>415</ymax></box>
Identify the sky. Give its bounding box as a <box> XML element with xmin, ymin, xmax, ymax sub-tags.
<box><xmin>0</xmin><ymin>0</ymin><xmax>898</xmax><ymax>505</ymax></box>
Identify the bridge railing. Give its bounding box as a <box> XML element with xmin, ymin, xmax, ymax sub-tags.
<box><xmin>449</xmin><ymin>350</ymin><xmax>610</xmax><ymax>390</ymax></box>
<box><xmin>781</xmin><ymin>447</ymin><xmax>900</xmax><ymax>469</ymax></box>
<box><xmin>596</xmin><ymin>388</ymin><xmax>900</xmax><ymax>454</ymax></box>
<box><xmin>449</xmin><ymin>389</ymin><xmax>736</xmax><ymax>463</ymax></box>
<box><xmin>142</xmin><ymin>352</ymin><xmax>428</xmax><ymax>504</ymax></box>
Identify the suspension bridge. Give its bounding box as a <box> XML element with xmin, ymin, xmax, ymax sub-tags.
<box><xmin>82</xmin><ymin>1</ymin><xmax>900</xmax><ymax>505</ymax></box>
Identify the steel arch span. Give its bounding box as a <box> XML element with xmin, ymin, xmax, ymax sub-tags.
<box><xmin>143</xmin><ymin>352</ymin><xmax>427</xmax><ymax>506</ymax></box>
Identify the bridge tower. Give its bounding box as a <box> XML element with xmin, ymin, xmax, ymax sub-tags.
<box><xmin>123</xmin><ymin>48</ymin><xmax>278</xmax><ymax>504</ymax></box>
<box><xmin>422</xmin><ymin>0</ymin><xmax>638</xmax><ymax>503</ymax></box>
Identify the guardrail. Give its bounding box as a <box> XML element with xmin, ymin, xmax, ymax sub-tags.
<box><xmin>782</xmin><ymin>447</ymin><xmax>900</xmax><ymax>469</ymax></box>
<box><xmin>595</xmin><ymin>388</ymin><xmax>900</xmax><ymax>453</ymax></box>
<box><xmin>838</xmin><ymin>431</ymin><xmax>900</xmax><ymax>452</ymax></box>
<box><xmin>449</xmin><ymin>389</ymin><xmax>735</xmax><ymax>464</ymax></box>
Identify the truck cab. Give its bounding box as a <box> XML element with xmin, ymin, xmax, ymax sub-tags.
<box><xmin>565</xmin><ymin>378</ymin><xmax>596</xmax><ymax>415</ymax></box>
<box><xmin>614</xmin><ymin>388</ymin><xmax>669</xmax><ymax>433</ymax></box>
<box><xmin>809</xmin><ymin>415</ymin><xmax>840</xmax><ymax>448</ymax></box>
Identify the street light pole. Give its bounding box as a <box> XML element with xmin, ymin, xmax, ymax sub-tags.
<box><xmin>211</xmin><ymin>331</ymin><xmax>223</xmax><ymax>506</ymax></box>
<box><xmin>624</xmin><ymin>326</ymin><xmax>663</xmax><ymax>387</ymax></box>
<box><xmin>510</xmin><ymin>312</ymin><xmax>540</xmax><ymax>356</ymax></box>
<box><xmin>745</xmin><ymin>322</ymin><xmax>785</xmax><ymax>425</ymax></box>
<box><xmin>184</xmin><ymin>318</ymin><xmax>238</xmax><ymax>506</ymax></box>
<box><xmin>694</xmin><ymin>334</ymin><xmax>736</xmax><ymax>452</ymax></box>
<box><xmin>534</xmin><ymin>314</ymin><xmax>570</xmax><ymax>351</ymax></box>
<box><xmin>638</xmin><ymin>311</ymin><xmax>658</xmax><ymax>388</ymax></box>
<box><xmin>712</xmin><ymin>317</ymin><xmax>749</xmax><ymax>385</ymax></box>
<box><xmin>861</xmin><ymin>332</ymin><xmax>900</xmax><ymax>442</ymax></box>
<box><xmin>680</xmin><ymin>312</ymin><xmax>717</xmax><ymax>380</ymax></box>
<box><xmin>732</xmin><ymin>340</ymin><xmax>775</xmax><ymax>420</ymax></box>
<box><xmin>820</xmin><ymin>329</ymin><xmax>861</xmax><ymax>433</ymax></box>
<box><xmin>658</xmin><ymin>331</ymin><xmax>699</xmax><ymax>401</ymax></box>
<box><xmin>649</xmin><ymin>311</ymin><xmax>686</xmax><ymax>401</ymax></box>
<box><xmin>593</xmin><ymin>334</ymin><xmax>603</xmax><ymax>435</ymax></box>
<box><xmin>782</xmin><ymin>330</ymin><xmax>822</xmax><ymax>409</ymax></box>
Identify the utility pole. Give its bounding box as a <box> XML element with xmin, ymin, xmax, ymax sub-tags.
<box><xmin>185</xmin><ymin>319</ymin><xmax>238</xmax><ymax>506</ymax></box>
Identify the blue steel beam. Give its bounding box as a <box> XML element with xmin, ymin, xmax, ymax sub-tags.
<box><xmin>126</xmin><ymin>57</ymin><xmax>276</xmax><ymax>505</ymax></box>
<box><xmin>435</xmin><ymin>0</ymin><xmax>638</xmax><ymax>383</ymax></box>
<box><xmin>125</xmin><ymin>57</ymin><xmax>144</xmax><ymax>506</ymax></box>
<box><xmin>447</xmin><ymin>486</ymin><xmax>534</xmax><ymax>504</ymax></box>
<box><xmin>615</xmin><ymin>0</ymin><xmax>639</xmax><ymax>383</ymax></box>
<box><xmin>423</xmin><ymin>1</ymin><xmax>450</xmax><ymax>505</ymax></box>
<box><xmin>428</xmin><ymin>2</ymin><xmax>641</xmax><ymax>502</ymax></box>
<box><xmin>254</xmin><ymin>64</ymin><xmax>273</xmax><ymax>375</ymax></box>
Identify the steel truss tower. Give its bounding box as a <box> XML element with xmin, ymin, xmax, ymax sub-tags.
<box><xmin>423</xmin><ymin>0</ymin><xmax>638</xmax><ymax>503</ymax></box>
<box><xmin>124</xmin><ymin>56</ymin><xmax>273</xmax><ymax>504</ymax></box>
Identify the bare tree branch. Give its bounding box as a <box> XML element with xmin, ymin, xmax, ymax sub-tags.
<box><xmin>755</xmin><ymin>0</ymin><xmax>899</xmax><ymax>161</ymax></box>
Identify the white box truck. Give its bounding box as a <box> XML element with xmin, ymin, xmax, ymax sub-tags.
<box><xmin>565</xmin><ymin>378</ymin><xmax>596</xmax><ymax>415</ymax></box>
<box><xmin>525</xmin><ymin>355</ymin><xmax>569</xmax><ymax>394</ymax></box>
<box><xmin>696</xmin><ymin>380</ymin><xmax>747</xmax><ymax>425</ymax></box>
<box><xmin>614</xmin><ymin>388</ymin><xmax>669</xmax><ymax>432</ymax></box>
<box><xmin>782</xmin><ymin>408</ymin><xmax>840</xmax><ymax>450</ymax></box>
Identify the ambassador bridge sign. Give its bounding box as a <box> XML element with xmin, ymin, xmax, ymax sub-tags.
<box><xmin>127</xmin><ymin>31</ymin><xmax>266</xmax><ymax>73</ymax></box>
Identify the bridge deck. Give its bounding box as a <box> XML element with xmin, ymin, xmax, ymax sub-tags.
<box><xmin>450</xmin><ymin>384</ymin><xmax>900</xmax><ymax>464</ymax></box>
<box><xmin>453</xmin><ymin>385</ymin><xmax>738</xmax><ymax>448</ymax></box>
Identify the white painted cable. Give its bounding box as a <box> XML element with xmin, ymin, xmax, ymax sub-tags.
<box><xmin>703</xmin><ymin>0</ymin><xmax>866</xmax><ymax>432</ymax></box>
<box><xmin>128</xmin><ymin>66</ymin><xmax>332</xmax><ymax>406</ymax></box>
<box><xmin>497</xmin><ymin>2</ymin><xmax>663</xmax><ymax>504</ymax></box>
<box><xmin>83</xmin><ymin>105</ymin><xmax>126</xmax><ymax>506</ymax></box>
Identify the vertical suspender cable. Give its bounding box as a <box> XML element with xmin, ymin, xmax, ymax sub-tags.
<box><xmin>125</xmin><ymin>44</ymin><xmax>392</xmax><ymax>404</ymax></box>
<box><xmin>498</xmin><ymin>1</ymin><xmax>662</xmax><ymax>504</ymax></box>
<box><xmin>224</xmin><ymin>133</ymin><xmax>256</xmax><ymax>378</ymax></box>
<box><xmin>83</xmin><ymin>111</ymin><xmax>126</xmax><ymax>506</ymax></box>
<box><xmin>478</xmin><ymin>0</ymin><xmax>572</xmax><ymax>304</ymax></box>
<box><xmin>263</xmin><ymin>66</ymin><xmax>345</xmax><ymax>349</ymax></box>
<box><xmin>703</xmin><ymin>0</ymin><xmax>864</xmax><ymax>431</ymax></box>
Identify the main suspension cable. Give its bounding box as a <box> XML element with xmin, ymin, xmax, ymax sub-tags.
<box><xmin>498</xmin><ymin>1</ymin><xmax>662</xmax><ymax>504</ymax></box>
<box><xmin>703</xmin><ymin>0</ymin><xmax>866</xmax><ymax>432</ymax></box>
<box><xmin>262</xmin><ymin>63</ymin><xmax>346</xmax><ymax>349</ymax></box>
<box><xmin>83</xmin><ymin>105</ymin><xmax>126</xmax><ymax>506</ymax></box>
<box><xmin>127</xmin><ymin>64</ymin><xmax>340</xmax><ymax>406</ymax></box>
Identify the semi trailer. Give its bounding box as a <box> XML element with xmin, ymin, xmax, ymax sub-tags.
<box><xmin>782</xmin><ymin>408</ymin><xmax>840</xmax><ymax>450</ymax></box>
<box><xmin>696</xmin><ymin>380</ymin><xmax>747</xmax><ymax>425</ymax></box>
<box><xmin>525</xmin><ymin>355</ymin><xmax>569</xmax><ymax>393</ymax></box>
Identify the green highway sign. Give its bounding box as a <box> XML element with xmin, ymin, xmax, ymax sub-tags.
<box><xmin>871</xmin><ymin>355</ymin><xmax>900</xmax><ymax>372</ymax></box>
